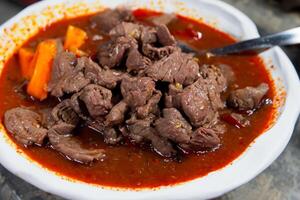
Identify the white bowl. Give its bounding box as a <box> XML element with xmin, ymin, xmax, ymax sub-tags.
<box><xmin>0</xmin><ymin>0</ymin><xmax>299</xmax><ymax>199</ymax></box>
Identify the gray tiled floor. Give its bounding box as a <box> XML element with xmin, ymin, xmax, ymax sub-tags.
<box><xmin>0</xmin><ymin>0</ymin><xmax>299</xmax><ymax>199</ymax></box>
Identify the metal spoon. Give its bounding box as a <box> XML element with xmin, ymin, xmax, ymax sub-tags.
<box><xmin>178</xmin><ymin>27</ymin><xmax>300</xmax><ymax>56</ymax></box>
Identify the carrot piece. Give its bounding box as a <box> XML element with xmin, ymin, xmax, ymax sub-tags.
<box><xmin>64</xmin><ymin>25</ymin><xmax>87</xmax><ymax>55</ymax></box>
<box><xmin>18</xmin><ymin>48</ymin><xmax>35</xmax><ymax>79</ymax></box>
<box><xmin>27</xmin><ymin>39</ymin><xmax>57</xmax><ymax>101</ymax></box>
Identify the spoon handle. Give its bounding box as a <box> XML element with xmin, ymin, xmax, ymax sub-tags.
<box><xmin>210</xmin><ymin>27</ymin><xmax>300</xmax><ymax>55</ymax></box>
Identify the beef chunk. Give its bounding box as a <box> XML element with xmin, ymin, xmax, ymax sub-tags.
<box><xmin>155</xmin><ymin>108</ymin><xmax>192</xmax><ymax>143</ymax></box>
<box><xmin>105</xmin><ymin>101</ymin><xmax>128</xmax><ymax>126</ymax></box>
<box><xmin>48</xmin><ymin>52</ymin><xmax>90</xmax><ymax>97</ymax></box>
<box><xmin>156</xmin><ymin>24</ymin><xmax>176</xmax><ymax>46</ymax></box>
<box><xmin>151</xmin><ymin>133</ymin><xmax>177</xmax><ymax>157</ymax></box>
<box><xmin>48</xmin><ymin>52</ymin><xmax>77</xmax><ymax>95</ymax></box>
<box><xmin>95</xmin><ymin>69</ymin><xmax>127</xmax><ymax>89</ymax></box>
<box><xmin>121</xmin><ymin>77</ymin><xmax>155</xmax><ymax>108</ymax></box>
<box><xmin>140</xmin><ymin>27</ymin><xmax>158</xmax><ymax>44</ymax></box>
<box><xmin>77</xmin><ymin>84</ymin><xmax>112</xmax><ymax>118</ymax></box>
<box><xmin>48</xmin><ymin>130</ymin><xmax>105</xmax><ymax>163</ymax></box>
<box><xmin>98</xmin><ymin>36</ymin><xmax>137</xmax><ymax>68</ymax></box>
<box><xmin>227</xmin><ymin>83</ymin><xmax>269</xmax><ymax>111</ymax></box>
<box><xmin>165</xmin><ymin>83</ymin><xmax>183</xmax><ymax>108</ymax></box>
<box><xmin>126</xmin><ymin>47</ymin><xmax>151</xmax><ymax>73</ymax></box>
<box><xmin>40</xmin><ymin>108</ymin><xmax>56</xmax><ymax>129</ymax></box>
<box><xmin>51</xmin><ymin>99</ymin><xmax>79</xmax><ymax>126</ymax></box>
<box><xmin>86</xmin><ymin>117</ymin><xmax>105</xmax><ymax>133</ymax></box>
<box><xmin>145</xmin><ymin>50</ymin><xmax>199</xmax><ymax>85</ymax></box>
<box><xmin>179</xmin><ymin>78</ymin><xmax>218</xmax><ymax>127</ymax></box>
<box><xmin>4</xmin><ymin>108</ymin><xmax>47</xmax><ymax>146</ymax></box>
<box><xmin>109</xmin><ymin>22</ymin><xmax>141</xmax><ymax>39</ymax></box>
<box><xmin>83</xmin><ymin>57</ymin><xmax>126</xmax><ymax>89</ymax></box>
<box><xmin>127</xmin><ymin>115</ymin><xmax>176</xmax><ymax>157</ymax></box>
<box><xmin>120</xmin><ymin>76</ymin><xmax>160</xmax><ymax>119</ymax></box>
<box><xmin>165</xmin><ymin>66</ymin><xmax>226</xmax><ymax>120</ymax></box>
<box><xmin>136</xmin><ymin>90</ymin><xmax>161</xmax><ymax>118</ymax></box>
<box><xmin>142</xmin><ymin>44</ymin><xmax>177</xmax><ymax>60</ymax></box>
<box><xmin>103</xmin><ymin>127</ymin><xmax>122</xmax><ymax>144</ymax></box>
<box><xmin>199</xmin><ymin>65</ymin><xmax>226</xmax><ymax>110</ymax></box>
<box><xmin>219</xmin><ymin>64</ymin><xmax>235</xmax><ymax>85</ymax></box>
<box><xmin>200</xmin><ymin>65</ymin><xmax>227</xmax><ymax>93</ymax></box>
<box><xmin>110</xmin><ymin>22</ymin><xmax>158</xmax><ymax>45</ymax></box>
<box><xmin>181</xmin><ymin>127</ymin><xmax>221</xmax><ymax>151</ymax></box>
<box><xmin>50</xmin><ymin>122</ymin><xmax>76</xmax><ymax>136</ymax></box>
<box><xmin>91</xmin><ymin>8</ymin><xmax>135</xmax><ymax>33</ymax></box>
<box><xmin>87</xmin><ymin>118</ymin><xmax>122</xmax><ymax>145</ymax></box>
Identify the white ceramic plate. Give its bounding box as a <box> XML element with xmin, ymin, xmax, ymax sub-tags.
<box><xmin>0</xmin><ymin>0</ymin><xmax>299</xmax><ymax>199</ymax></box>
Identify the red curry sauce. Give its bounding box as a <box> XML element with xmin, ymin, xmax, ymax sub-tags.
<box><xmin>0</xmin><ymin>9</ymin><xmax>275</xmax><ymax>188</ymax></box>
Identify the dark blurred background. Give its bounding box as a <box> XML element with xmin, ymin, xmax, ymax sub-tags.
<box><xmin>0</xmin><ymin>0</ymin><xmax>299</xmax><ymax>199</ymax></box>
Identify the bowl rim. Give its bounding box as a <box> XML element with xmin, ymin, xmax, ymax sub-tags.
<box><xmin>0</xmin><ymin>0</ymin><xmax>299</xmax><ymax>199</ymax></box>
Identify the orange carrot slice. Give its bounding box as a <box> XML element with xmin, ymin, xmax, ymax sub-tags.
<box><xmin>18</xmin><ymin>48</ymin><xmax>35</xmax><ymax>79</ymax></box>
<box><xmin>27</xmin><ymin>39</ymin><xmax>58</xmax><ymax>101</ymax></box>
<box><xmin>64</xmin><ymin>25</ymin><xmax>87</xmax><ymax>55</ymax></box>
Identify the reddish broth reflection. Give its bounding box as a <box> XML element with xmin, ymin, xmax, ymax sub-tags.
<box><xmin>0</xmin><ymin>9</ymin><xmax>275</xmax><ymax>188</ymax></box>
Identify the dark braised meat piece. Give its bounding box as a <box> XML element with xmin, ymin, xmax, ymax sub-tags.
<box><xmin>82</xmin><ymin>57</ymin><xmax>127</xmax><ymax>89</ymax></box>
<box><xmin>50</xmin><ymin>99</ymin><xmax>80</xmax><ymax>136</ymax></box>
<box><xmin>98</xmin><ymin>36</ymin><xmax>137</xmax><ymax>68</ymax></box>
<box><xmin>126</xmin><ymin>47</ymin><xmax>151</xmax><ymax>73</ymax></box>
<box><xmin>105</xmin><ymin>101</ymin><xmax>128</xmax><ymax>126</ymax></box>
<box><xmin>136</xmin><ymin>90</ymin><xmax>161</xmax><ymax>118</ymax></box>
<box><xmin>109</xmin><ymin>22</ymin><xmax>142</xmax><ymax>39</ymax></box>
<box><xmin>91</xmin><ymin>8</ymin><xmax>135</xmax><ymax>33</ymax></box>
<box><xmin>110</xmin><ymin>22</ymin><xmax>158</xmax><ymax>45</ymax></box>
<box><xmin>50</xmin><ymin>54</ymin><xmax>127</xmax><ymax>97</ymax></box>
<box><xmin>127</xmin><ymin>115</ymin><xmax>176</xmax><ymax>157</ymax></box>
<box><xmin>179</xmin><ymin>78</ymin><xmax>217</xmax><ymax>127</ymax></box>
<box><xmin>199</xmin><ymin>65</ymin><xmax>227</xmax><ymax>110</ymax></box>
<box><xmin>154</xmin><ymin>108</ymin><xmax>192</xmax><ymax>143</ymax></box>
<box><xmin>142</xmin><ymin>44</ymin><xmax>178</xmax><ymax>60</ymax></box>
<box><xmin>199</xmin><ymin>65</ymin><xmax>227</xmax><ymax>93</ymax></box>
<box><xmin>86</xmin><ymin>117</ymin><xmax>105</xmax><ymax>133</ymax></box>
<box><xmin>49</xmin><ymin>100</ymin><xmax>106</xmax><ymax>162</ymax></box>
<box><xmin>103</xmin><ymin>127</ymin><xmax>122</xmax><ymax>145</ymax></box>
<box><xmin>48</xmin><ymin>130</ymin><xmax>105</xmax><ymax>164</ymax></box>
<box><xmin>219</xmin><ymin>64</ymin><xmax>235</xmax><ymax>86</ymax></box>
<box><xmin>86</xmin><ymin>117</ymin><xmax>122</xmax><ymax>145</ymax></box>
<box><xmin>145</xmin><ymin>50</ymin><xmax>199</xmax><ymax>86</ymax></box>
<box><xmin>140</xmin><ymin>26</ymin><xmax>158</xmax><ymax>44</ymax></box>
<box><xmin>156</xmin><ymin>24</ymin><xmax>176</xmax><ymax>46</ymax></box>
<box><xmin>4</xmin><ymin>108</ymin><xmax>47</xmax><ymax>146</ymax></box>
<box><xmin>48</xmin><ymin>52</ymin><xmax>77</xmax><ymax>94</ymax></box>
<box><xmin>181</xmin><ymin>127</ymin><xmax>221</xmax><ymax>151</ymax></box>
<box><xmin>227</xmin><ymin>83</ymin><xmax>269</xmax><ymax>111</ymax></box>
<box><xmin>164</xmin><ymin>65</ymin><xmax>227</xmax><ymax>127</ymax></box>
<box><xmin>49</xmin><ymin>123</ymin><xmax>76</xmax><ymax>136</ymax></box>
<box><xmin>48</xmin><ymin>52</ymin><xmax>90</xmax><ymax>97</ymax></box>
<box><xmin>40</xmin><ymin>108</ymin><xmax>56</xmax><ymax>129</ymax></box>
<box><xmin>165</xmin><ymin>83</ymin><xmax>183</xmax><ymax>108</ymax></box>
<box><xmin>95</xmin><ymin>69</ymin><xmax>128</xmax><ymax>89</ymax></box>
<box><xmin>74</xmin><ymin>84</ymin><xmax>112</xmax><ymax>119</ymax></box>
<box><xmin>121</xmin><ymin>77</ymin><xmax>155</xmax><ymax>108</ymax></box>
<box><xmin>51</xmin><ymin>99</ymin><xmax>80</xmax><ymax>126</ymax></box>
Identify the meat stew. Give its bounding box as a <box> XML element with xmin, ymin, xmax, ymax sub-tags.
<box><xmin>0</xmin><ymin>8</ymin><xmax>276</xmax><ymax>188</ymax></box>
